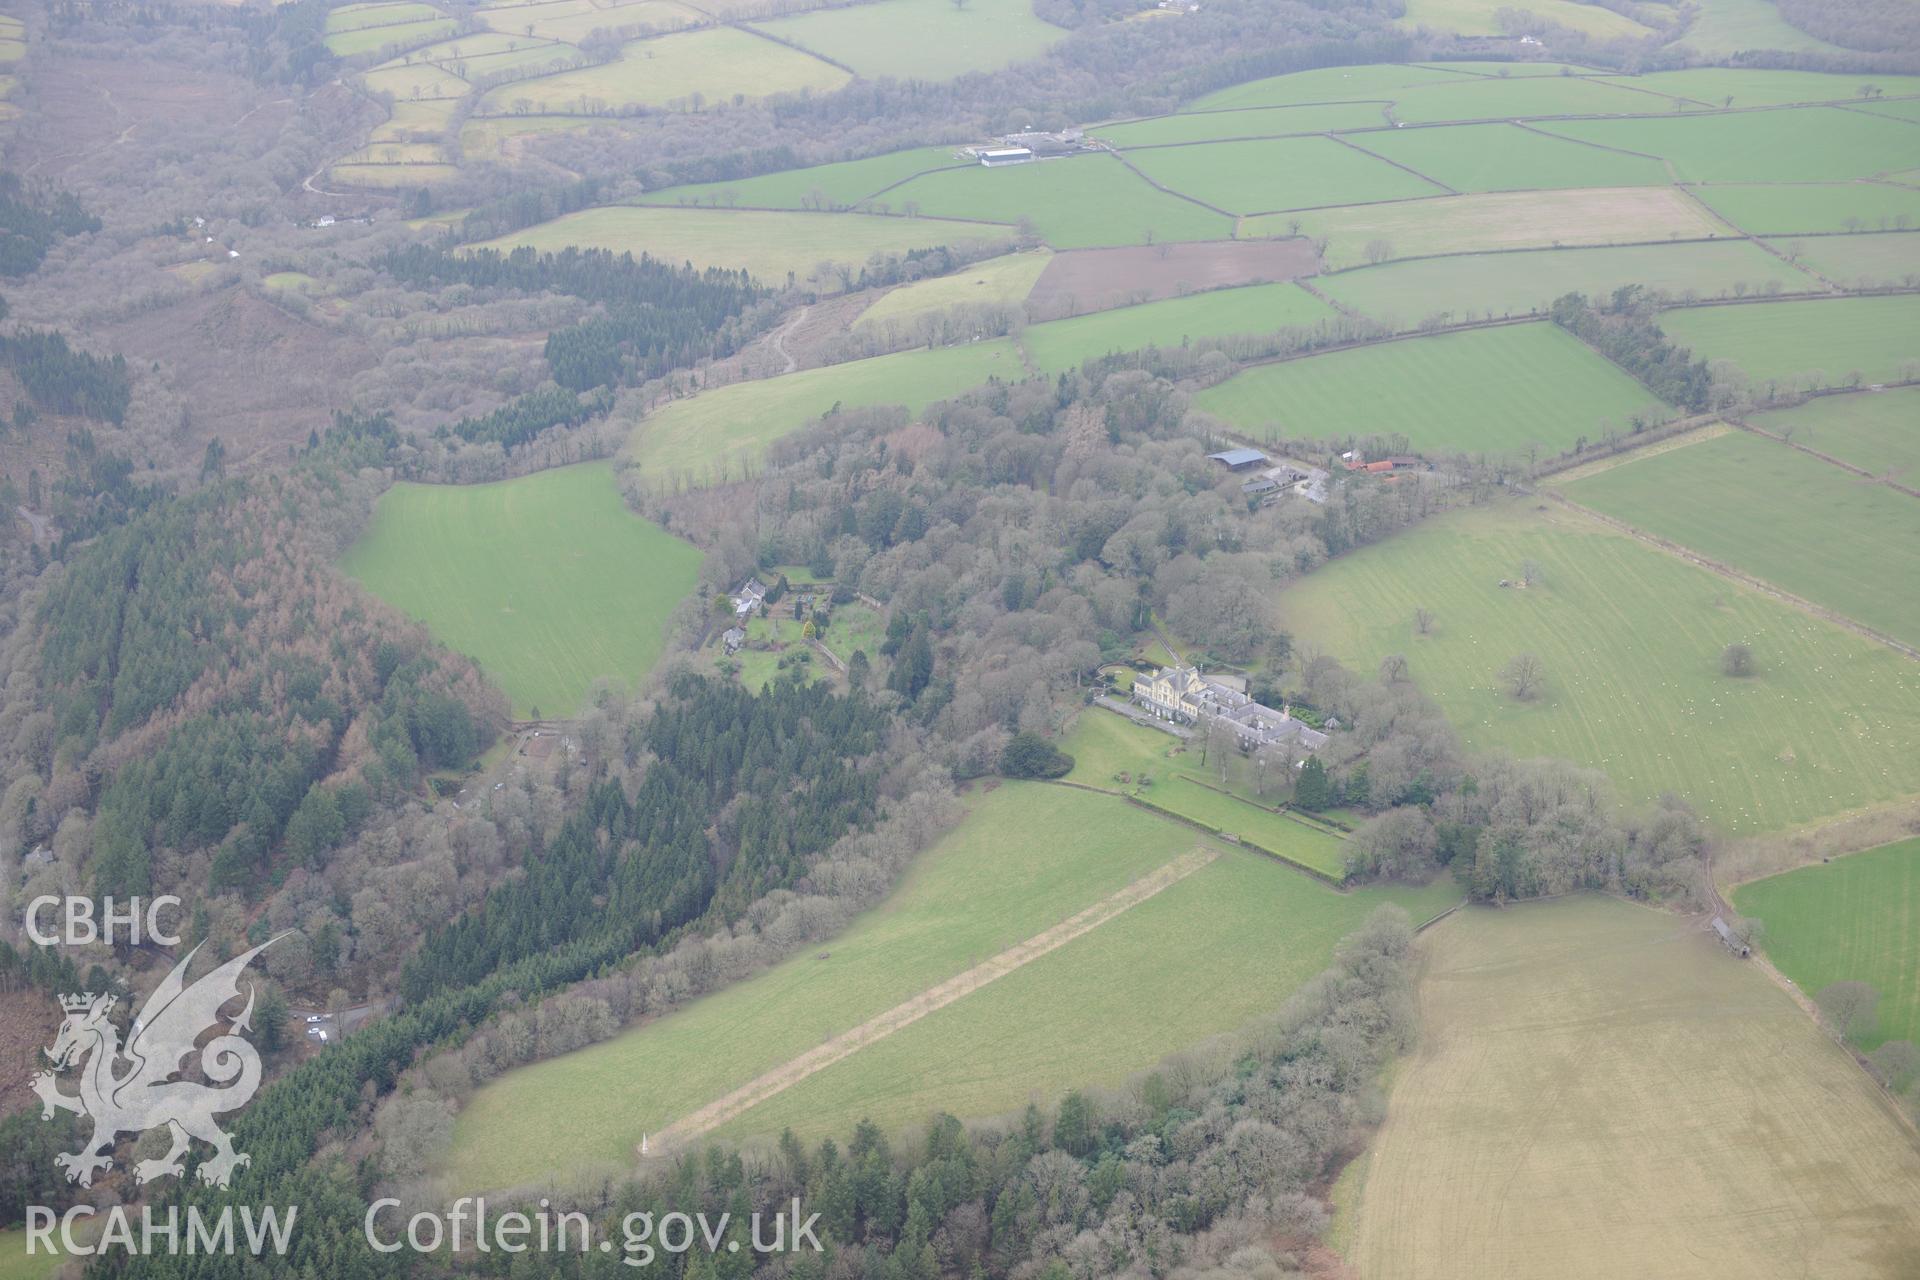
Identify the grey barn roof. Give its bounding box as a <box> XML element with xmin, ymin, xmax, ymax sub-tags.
<box><xmin>1207</xmin><ymin>447</ymin><xmax>1267</xmax><ymax>467</ymax></box>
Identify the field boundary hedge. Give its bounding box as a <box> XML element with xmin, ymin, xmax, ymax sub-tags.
<box><xmin>1122</xmin><ymin>792</ymin><xmax>1348</xmax><ymax>886</ymax></box>
<box><xmin>1181</xmin><ymin>772</ymin><xmax>1356</xmax><ymax>840</ymax></box>
<box><xmin>1546</xmin><ymin>491</ymin><xmax>1920</xmax><ymax>661</ymax></box>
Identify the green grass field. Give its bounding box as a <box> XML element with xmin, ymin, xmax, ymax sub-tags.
<box><xmin>370</xmin><ymin>96</ymin><xmax>463</xmax><ymax>137</ymax></box>
<box><xmin>1672</xmin><ymin>0</ymin><xmax>1844</xmax><ymax>55</ymax></box>
<box><xmin>638</xmin><ymin>146</ymin><xmax>963</xmax><ymax>211</ymax></box>
<box><xmin>1318</xmin><ymin>241</ymin><xmax>1812</xmax><ymax>327</ymax></box>
<box><xmin>476</xmin><ymin>0</ymin><xmax>699</xmax><ymax>42</ymax></box>
<box><xmin>432</xmin><ymin>39</ymin><xmax>580</xmax><ymax>77</ymax></box>
<box><xmin>1352</xmin><ymin>122</ymin><xmax>1672</xmax><ymax>192</ymax></box>
<box><xmin>1565</xmin><ymin>429</ymin><xmax>1920</xmax><ymax>649</ymax></box>
<box><xmin>1733</xmin><ymin>837</ymin><xmax>1920</xmax><ymax>1051</ymax></box>
<box><xmin>1353</xmin><ymin>896</ymin><xmax>1920</xmax><ymax>1278</ymax></box>
<box><xmin>723</xmin><ymin>836</ymin><xmax>1456</xmax><ymax>1143</ymax></box>
<box><xmin>360</xmin><ymin>60</ymin><xmax>471</xmax><ymax>99</ymax></box>
<box><xmin>1398</xmin><ymin>0</ymin><xmax>1651</xmax><ymax>37</ymax></box>
<box><xmin>1186</xmin><ymin>63</ymin><xmax>1482</xmax><ymax>112</ymax></box>
<box><xmin>328</xmin><ymin>1</ymin><xmax>443</xmax><ymax>32</ymax></box>
<box><xmin>1275</xmin><ymin>498</ymin><xmax>1920</xmax><ymax>833</ymax></box>
<box><xmin>884</xmin><ymin>153</ymin><xmax>1234</xmax><ymax>248</ymax></box>
<box><xmin>443</xmin><ymin>783</ymin><xmax>1458</xmax><ymax>1188</ymax></box>
<box><xmin>1748</xmin><ymin>387</ymin><xmax>1920</xmax><ymax>479</ymax></box>
<box><xmin>1381</xmin><ymin>73</ymin><xmax>1663</xmax><ymax>123</ymax></box>
<box><xmin>1022</xmin><ymin>282</ymin><xmax>1336</xmax><ymax>373</ymax></box>
<box><xmin>1125</xmin><ymin>137</ymin><xmax>1444</xmax><ymax>214</ymax></box>
<box><xmin>467</xmin><ymin>205</ymin><xmax>1009</xmax><ymax>285</ymax></box>
<box><xmin>406</xmin><ymin>29</ymin><xmax>565</xmax><ymax>61</ymax></box>
<box><xmin>0</xmin><ymin>1231</ymin><xmax>61</xmax><ymax>1280</ymax></box>
<box><xmin>855</xmin><ymin>251</ymin><xmax>1052</xmax><ymax>330</ymax></box>
<box><xmin>340</xmin><ymin>463</ymin><xmax>702</xmax><ymax>717</ymax></box>
<box><xmin>752</xmin><ymin>0</ymin><xmax>1063</xmax><ymax>81</ymax></box>
<box><xmin>342</xmin><ymin>140</ymin><xmax>448</xmax><ymax>165</ymax></box>
<box><xmin>1539</xmin><ymin>107</ymin><xmax>1919</xmax><ymax>183</ymax></box>
<box><xmin>1099</xmin><ymin>102</ymin><xmax>1388</xmax><ymax>147</ymax></box>
<box><xmin>1623</xmin><ymin>67</ymin><xmax>1920</xmax><ymax>106</ymax></box>
<box><xmin>324</xmin><ymin>16</ymin><xmax>457</xmax><ymax>56</ymax></box>
<box><xmin>1686</xmin><ymin>182</ymin><xmax>1920</xmax><ymax>234</ymax></box>
<box><xmin>474</xmin><ymin>26</ymin><xmax>845</xmax><ymax>113</ymax></box>
<box><xmin>1867</xmin><ymin>99</ymin><xmax>1920</xmax><ymax>123</ymax></box>
<box><xmin>1793</xmin><ymin>230</ymin><xmax>1920</xmax><ymax>287</ymax></box>
<box><xmin>1193</xmin><ymin>322</ymin><xmax>1666</xmax><ymax>456</ymax></box>
<box><xmin>1251</xmin><ymin>187</ymin><xmax>1725</xmax><ymax>268</ymax></box>
<box><xmin>626</xmin><ymin>340</ymin><xmax>1023</xmax><ymax>484</ymax></box>
<box><xmin>459</xmin><ymin>114</ymin><xmax>621</xmax><ymax>163</ymax></box>
<box><xmin>1658</xmin><ymin>295</ymin><xmax>1920</xmax><ymax>387</ymax></box>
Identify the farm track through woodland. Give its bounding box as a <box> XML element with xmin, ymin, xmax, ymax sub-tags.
<box><xmin>643</xmin><ymin>847</ymin><xmax>1218</xmax><ymax>1154</ymax></box>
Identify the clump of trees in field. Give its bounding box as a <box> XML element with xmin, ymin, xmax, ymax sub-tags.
<box><xmin>1812</xmin><ymin>981</ymin><xmax>1920</xmax><ymax>1111</ymax></box>
<box><xmin>1550</xmin><ymin>288</ymin><xmax>1712</xmax><ymax>413</ymax></box>
<box><xmin>1294</xmin><ymin>650</ymin><xmax>1706</xmax><ymax>903</ymax></box>
<box><xmin>1001</xmin><ymin>730</ymin><xmax>1074</xmax><ymax>779</ymax></box>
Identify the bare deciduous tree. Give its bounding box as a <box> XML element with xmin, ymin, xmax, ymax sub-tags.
<box><xmin>1817</xmin><ymin>981</ymin><xmax>1880</xmax><ymax>1044</ymax></box>
<box><xmin>1868</xmin><ymin>1040</ymin><xmax>1920</xmax><ymax>1093</ymax></box>
<box><xmin>1498</xmin><ymin>653</ymin><xmax>1546</xmax><ymax>701</ymax></box>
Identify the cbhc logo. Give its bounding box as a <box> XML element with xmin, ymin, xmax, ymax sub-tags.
<box><xmin>25</xmin><ymin>896</ymin><xmax>183</xmax><ymax>947</ymax></box>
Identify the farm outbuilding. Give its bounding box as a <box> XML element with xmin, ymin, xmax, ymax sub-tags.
<box><xmin>1207</xmin><ymin>447</ymin><xmax>1268</xmax><ymax>472</ymax></box>
<box><xmin>1711</xmin><ymin>916</ymin><xmax>1751</xmax><ymax>958</ymax></box>
<box><xmin>979</xmin><ymin>147</ymin><xmax>1033</xmax><ymax>167</ymax></box>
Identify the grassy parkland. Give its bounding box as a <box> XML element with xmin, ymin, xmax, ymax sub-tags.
<box><xmin>341</xmin><ymin>463</ymin><xmax>702</xmax><ymax>718</ymax></box>
<box><xmin>1274</xmin><ymin>499</ymin><xmax>1920</xmax><ymax>833</ymax></box>
<box><xmin>1565</xmin><ymin>428</ymin><xmax>1920</xmax><ymax>650</ymax></box>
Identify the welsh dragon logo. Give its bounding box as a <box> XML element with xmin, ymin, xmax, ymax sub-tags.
<box><xmin>32</xmin><ymin>937</ymin><xmax>281</xmax><ymax>1189</ymax></box>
